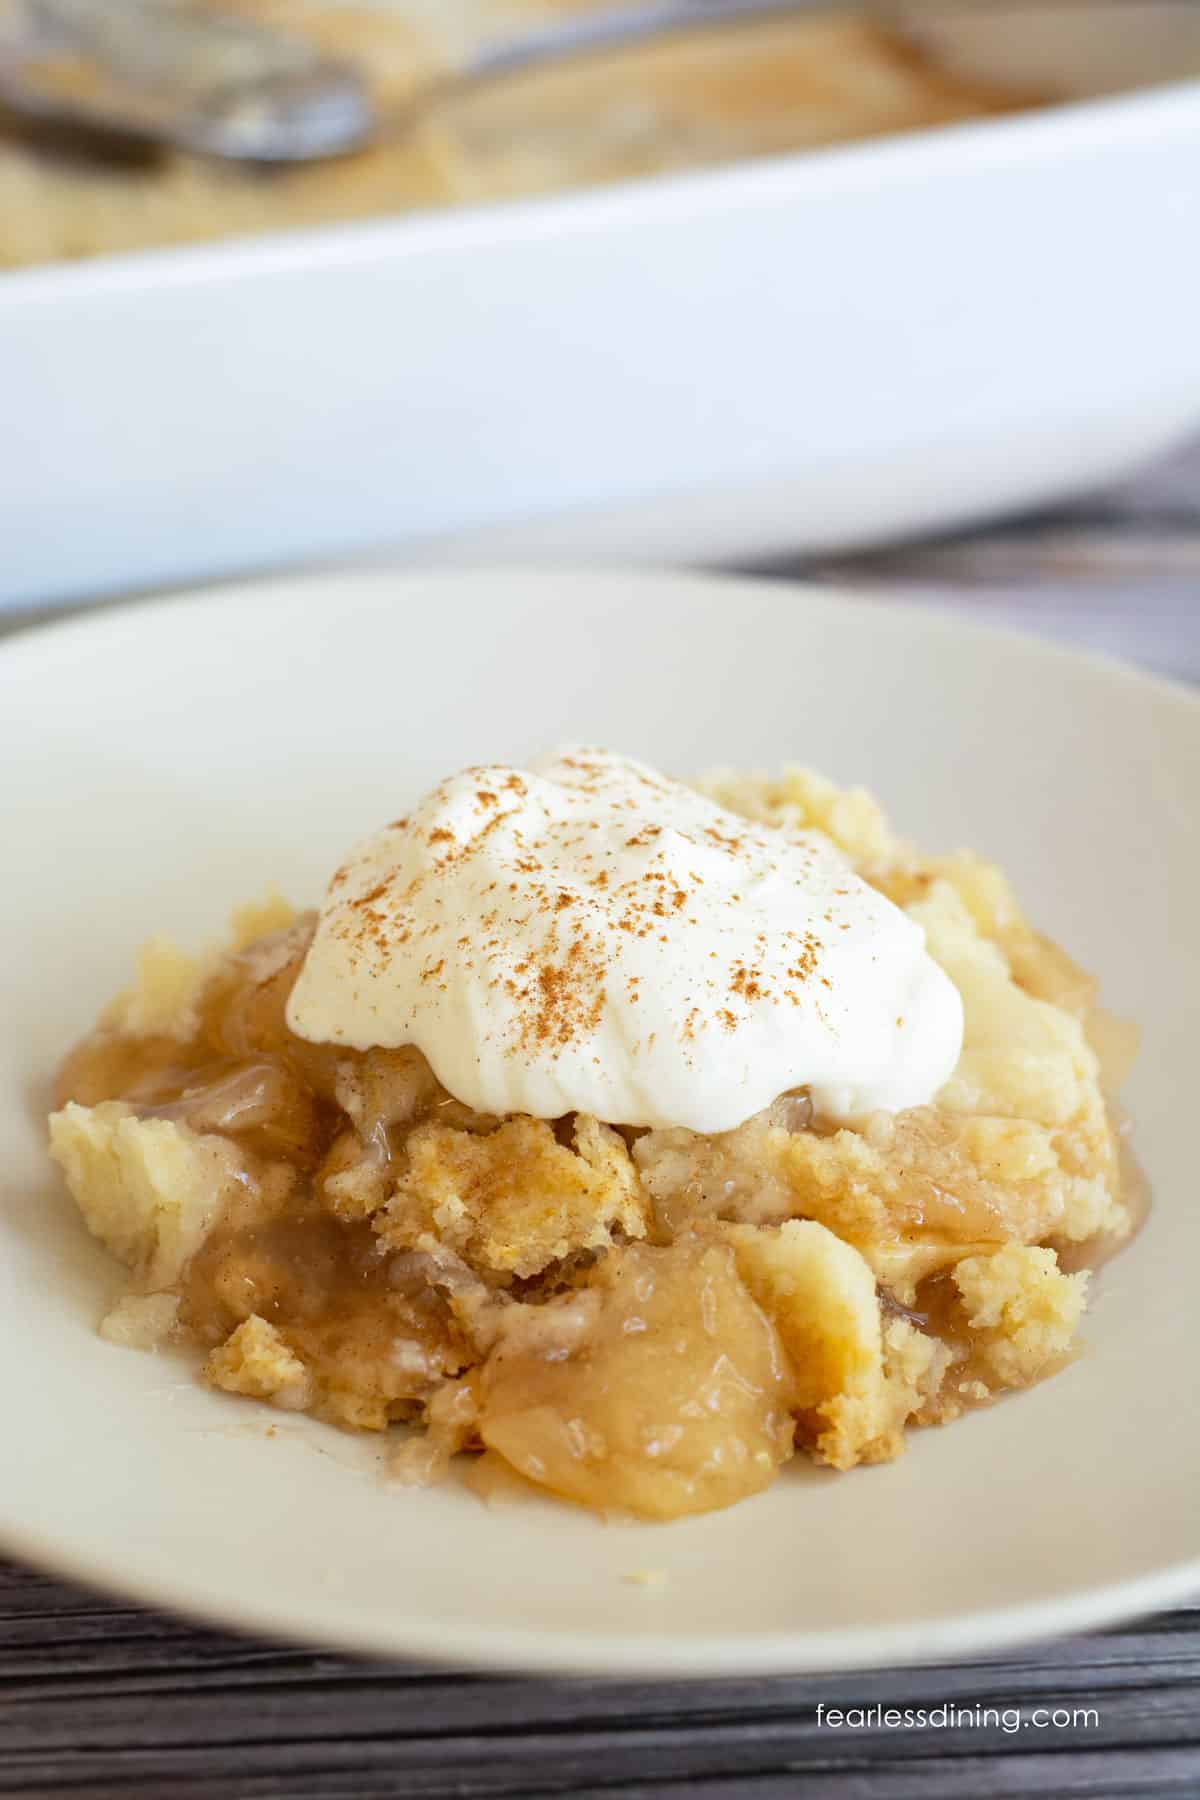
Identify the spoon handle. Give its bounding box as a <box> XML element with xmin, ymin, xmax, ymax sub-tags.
<box><xmin>471</xmin><ymin>0</ymin><xmax>865</xmax><ymax>81</ymax></box>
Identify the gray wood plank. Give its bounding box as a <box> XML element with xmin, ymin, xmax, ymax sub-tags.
<box><xmin>2</xmin><ymin>1560</ymin><xmax>1200</xmax><ymax>1797</ymax></box>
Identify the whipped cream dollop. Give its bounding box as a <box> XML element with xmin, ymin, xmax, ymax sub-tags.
<box><xmin>287</xmin><ymin>748</ymin><xmax>963</xmax><ymax>1132</ymax></box>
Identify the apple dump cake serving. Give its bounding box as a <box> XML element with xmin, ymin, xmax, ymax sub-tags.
<box><xmin>49</xmin><ymin>749</ymin><xmax>1136</xmax><ymax>1520</ymax></box>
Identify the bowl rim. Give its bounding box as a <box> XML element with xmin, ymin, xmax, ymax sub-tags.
<box><xmin>5</xmin><ymin>559</ymin><xmax>1200</xmax><ymax>716</ymax></box>
<box><xmin>2</xmin><ymin>1502</ymin><xmax>1199</xmax><ymax>1676</ymax></box>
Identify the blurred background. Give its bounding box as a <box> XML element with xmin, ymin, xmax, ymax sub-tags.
<box><xmin>1</xmin><ymin>0</ymin><xmax>1198</xmax><ymax>617</ymax></box>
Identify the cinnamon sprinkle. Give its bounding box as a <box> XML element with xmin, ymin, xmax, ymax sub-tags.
<box><xmin>312</xmin><ymin>753</ymin><xmax>856</xmax><ymax>1075</ymax></box>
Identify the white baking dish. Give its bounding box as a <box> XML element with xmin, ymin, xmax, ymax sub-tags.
<box><xmin>2</xmin><ymin>30</ymin><xmax>1199</xmax><ymax>608</ymax></box>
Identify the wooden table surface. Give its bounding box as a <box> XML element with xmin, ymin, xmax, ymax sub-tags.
<box><xmin>4</xmin><ymin>440</ymin><xmax>1200</xmax><ymax>1798</ymax></box>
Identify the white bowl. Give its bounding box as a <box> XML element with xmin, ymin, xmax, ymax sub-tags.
<box><xmin>1</xmin><ymin>564</ymin><xmax>1197</xmax><ymax>1674</ymax></box>
<box><xmin>1</xmin><ymin>13</ymin><xmax>1199</xmax><ymax>610</ymax></box>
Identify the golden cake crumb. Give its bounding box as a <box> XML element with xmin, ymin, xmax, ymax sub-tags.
<box><xmin>205</xmin><ymin>1315</ymin><xmax>313</xmax><ymax>1411</ymax></box>
<box><xmin>48</xmin><ymin>1102</ymin><xmax>245</xmax><ymax>1288</ymax></box>
<box><xmin>380</xmin><ymin>1113</ymin><xmax>646</xmax><ymax>1278</ymax></box>
<box><xmin>953</xmin><ymin>1245</ymin><xmax>1088</xmax><ymax>1389</ymax></box>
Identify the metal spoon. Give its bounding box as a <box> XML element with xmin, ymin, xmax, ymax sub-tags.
<box><xmin>0</xmin><ymin>0</ymin><xmax>374</xmax><ymax>160</ymax></box>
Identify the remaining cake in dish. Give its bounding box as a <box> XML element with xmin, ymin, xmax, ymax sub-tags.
<box><xmin>0</xmin><ymin>4</ymin><xmax>1037</xmax><ymax>268</ymax></box>
<box><xmin>49</xmin><ymin>749</ymin><xmax>1136</xmax><ymax>1520</ymax></box>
